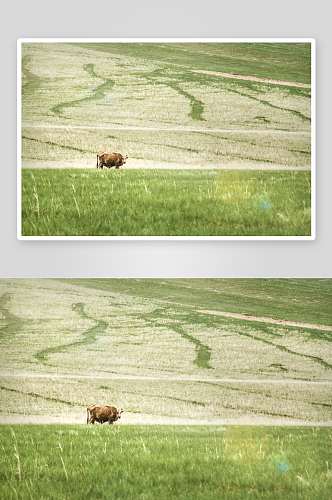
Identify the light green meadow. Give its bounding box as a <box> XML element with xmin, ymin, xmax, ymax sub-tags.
<box><xmin>1</xmin><ymin>425</ymin><xmax>331</xmax><ymax>500</ymax></box>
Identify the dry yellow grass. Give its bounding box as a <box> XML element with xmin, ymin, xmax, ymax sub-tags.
<box><xmin>21</xmin><ymin>43</ymin><xmax>311</xmax><ymax>170</ymax></box>
<box><xmin>0</xmin><ymin>279</ymin><xmax>330</xmax><ymax>425</ymax></box>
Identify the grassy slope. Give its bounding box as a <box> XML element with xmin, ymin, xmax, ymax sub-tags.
<box><xmin>21</xmin><ymin>43</ymin><xmax>311</xmax><ymax>139</ymax></box>
<box><xmin>0</xmin><ymin>425</ymin><xmax>331</xmax><ymax>500</ymax></box>
<box><xmin>1</xmin><ymin>280</ymin><xmax>331</xmax><ymax>424</ymax></box>
<box><xmin>57</xmin><ymin>278</ymin><xmax>332</xmax><ymax>327</ymax></box>
<box><xmin>73</xmin><ymin>42</ymin><xmax>312</xmax><ymax>84</ymax></box>
<box><xmin>21</xmin><ymin>169</ymin><xmax>311</xmax><ymax>236</ymax></box>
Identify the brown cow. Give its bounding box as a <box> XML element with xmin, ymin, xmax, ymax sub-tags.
<box><xmin>87</xmin><ymin>405</ymin><xmax>123</xmax><ymax>425</ymax></box>
<box><xmin>96</xmin><ymin>152</ymin><xmax>128</xmax><ymax>169</ymax></box>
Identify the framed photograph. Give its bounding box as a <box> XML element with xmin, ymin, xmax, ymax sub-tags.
<box><xmin>18</xmin><ymin>39</ymin><xmax>315</xmax><ymax>239</ymax></box>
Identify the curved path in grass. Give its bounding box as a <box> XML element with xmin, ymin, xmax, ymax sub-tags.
<box><xmin>195</xmin><ymin>309</ymin><xmax>332</xmax><ymax>331</ymax></box>
<box><xmin>131</xmin><ymin>296</ymin><xmax>332</xmax><ymax>332</ymax></box>
<box><xmin>191</xmin><ymin>69</ymin><xmax>311</xmax><ymax>88</ymax></box>
<box><xmin>22</xmin><ymin>124</ymin><xmax>311</xmax><ymax>135</ymax></box>
<box><xmin>51</xmin><ymin>64</ymin><xmax>115</xmax><ymax>118</ymax></box>
<box><xmin>142</xmin><ymin>308</ymin><xmax>213</xmax><ymax>370</ymax></box>
<box><xmin>143</xmin><ymin>59</ymin><xmax>311</xmax><ymax>88</ymax></box>
<box><xmin>35</xmin><ymin>303</ymin><xmax>108</xmax><ymax>363</ymax></box>
<box><xmin>0</xmin><ymin>294</ymin><xmax>27</xmax><ymax>339</ymax></box>
<box><xmin>1</xmin><ymin>373</ymin><xmax>331</xmax><ymax>384</ymax></box>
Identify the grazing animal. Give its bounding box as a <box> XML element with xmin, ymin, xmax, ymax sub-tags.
<box><xmin>96</xmin><ymin>152</ymin><xmax>128</xmax><ymax>169</ymax></box>
<box><xmin>87</xmin><ymin>405</ymin><xmax>123</xmax><ymax>425</ymax></box>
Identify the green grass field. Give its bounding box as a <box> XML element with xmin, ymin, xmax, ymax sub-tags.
<box><xmin>1</xmin><ymin>279</ymin><xmax>331</xmax><ymax>498</ymax></box>
<box><xmin>21</xmin><ymin>169</ymin><xmax>311</xmax><ymax>236</ymax></box>
<box><xmin>74</xmin><ymin>42</ymin><xmax>311</xmax><ymax>83</ymax></box>
<box><xmin>1</xmin><ymin>425</ymin><xmax>331</xmax><ymax>499</ymax></box>
<box><xmin>20</xmin><ymin>42</ymin><xmax>312</xmax><ymax>237</ymax></box>
<box><xmin>58</xmin><ymin>278</ymin><xmax>332</xmax><ymax>327</ymax></box>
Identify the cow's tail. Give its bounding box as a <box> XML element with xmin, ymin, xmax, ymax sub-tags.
<box><xmin>96</xmin><ymin>154</ymin><xmax>99</xmax><ymax>169</ymax></box>
<box><xmin>87</xmin><ymin>407</ymin><xmax>90</xmax><ymax>424</ymax></box>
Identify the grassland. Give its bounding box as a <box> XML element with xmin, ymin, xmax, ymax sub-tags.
<box><xmin>20</xmin><ymin>42</ymin><xmax>312</xmax><ymax>236</ymax></box>
<box><xmin>22</xmin><ymin>127</ymin><xmax>311</xmax><ymax>171</ymax></box>
<box><xmin>0</xmin><ymin>279</ymin><xmax>331</xmax><ymax>427</ymax></box>
<box><xmin>21</xmin><ymin>43</ymin><xmax>311</xmax><ymax>133</ymax></box>
<box><xmin>58</xmin><ymin>278</ymin><xmax>332</xmax><ymax>327</ymax></box>
<box><xmin>1</xmin><ymin>279</ymin><xmax>331</xmax><ymax>498</ymax></box>
<box><xmin>1</xmin><ymin>425</ymin><xmax>331</xmax><ymax>500</ymax></box>
<box><xmin>21</xmin><ymin>169</ymin><xmax>311</xmax><ymax>236</ymax></box>
<box><xmin>75</xmin><ymin>42</ymin><xmax>311</xmax><ymax>83</ymax></box>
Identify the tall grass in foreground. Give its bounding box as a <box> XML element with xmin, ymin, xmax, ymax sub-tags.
<box><xmin>21</xmin><ymin>170</ymin><xmax>311</xmax><ymax>236</ymax></box>
<box><xmin>0</xmin><ymin>425</ymin><xmax>331</xmax><ymax>499</ymax></box>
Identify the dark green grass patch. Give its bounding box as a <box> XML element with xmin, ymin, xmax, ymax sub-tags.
<box><xmin>0</xmin><ymin>425</ymin><xmax>331</xmax><ymax>499</ymax></box>
<box><xmin>73</xmin><ymin>42</ymin><xmax>311</xmax><ymax>84</ymax></box>
<box><xmin>21</xmin><ymin>170</ymin><xmax>311</xmax><ymax>237</ymax></box>
<box><xmin>58</xmin><ymin>279</ymin><xmax>331</xmax><ymax>327</ymax></box>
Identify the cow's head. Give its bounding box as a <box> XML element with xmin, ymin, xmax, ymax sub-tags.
<box><xmin>122</xmin><ymin>156</ymin><xmax>128</xmax><ymax>165</ymax></box>
<box><xmin>117</xmin><ymin>409</ymin><xmax>123</xmax><ymax>419</ymax></box>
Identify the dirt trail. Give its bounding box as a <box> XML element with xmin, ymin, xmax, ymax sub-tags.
<box><xmin>21</xmin><ymin>158</ymin><xmax>311</xmax><ymax>171</ymax></box>
<box><xmin>131</xmin><ymin>296</ymin><xmax>331</xmax><ymax>331</ymax></box>
<box><xmin>1</xmin><ymin>413</ymin><xmax>330</xmax><ymax>426</ymax></box>
<box><xmin>1</xmin><ymin>373</ymin><xmax>331</xmax><ymax>384</ymax></box>
<box><xmin>22</xmin><ymin>124</ymin><xmax>311</xmax><ymax>134</ymax></box>
<box><xmin>146</xmin><ymin>59</ymin><xmax>311</xmax><ymax>88</ymax></box>
<box><xmin>191</xmin><ymin>69</ymin><xmax>311</xmax><ymax>88</ymax></box>
<box><xmin>195</xmin><ymin>309</ymin><xmax>332</xmax><ymax>331</ymax></box>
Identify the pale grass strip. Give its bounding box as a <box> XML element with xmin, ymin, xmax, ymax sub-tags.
<box><xmin>22</xmin><ymin>123</ymin><xmax>311</xmax><ymax>134</ymax></box>
<box><xmin>195</xmin><ymin>309</ymin><xmax>332</xmax><ymax>332</ymax></box>
<box><xmin>191</xmin><ymin>69</ymin><xmax>311</xmax><ymax>88</ymax></box>
<box><xmin>71</xmin><ymin>185</ymin><xmax>80</xmax><ymax>217</ymax></box>
<box><xmin>25</xmin><ymin>480</ymin><xmax>34</xmax><ymax>500</ymax></box>
<box><xmin>14</xmin><ymin>445</ymin><xmax>21</xmax><ymax>482</ymax></box>
<box><xmin>60</xmin><ymin>455</ymin><xmax>68</xmax><ymax>481</ymax></box>
<box><xmin>1</xmin><ymin>372</ymin><xmax>331</xmax><ymax>384</ymax></box>
<box><xmin>10</xmin><ymin>485</ymin><xmax>18</xmax><ymax>499</ymax></box>
<box><xmin>33</xmin><ymin>187</ymin><xmax>40</xmax><ymax>219</ymax></box>
<box><xmin>138</xmin><ymin>58</ymin><xmax>311</xmax><ymax>88</ymax></box>
<box><xmin>119</xmin><ymin>295</ymin><xmax>331</xmax><ymax>332</ymax></box>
